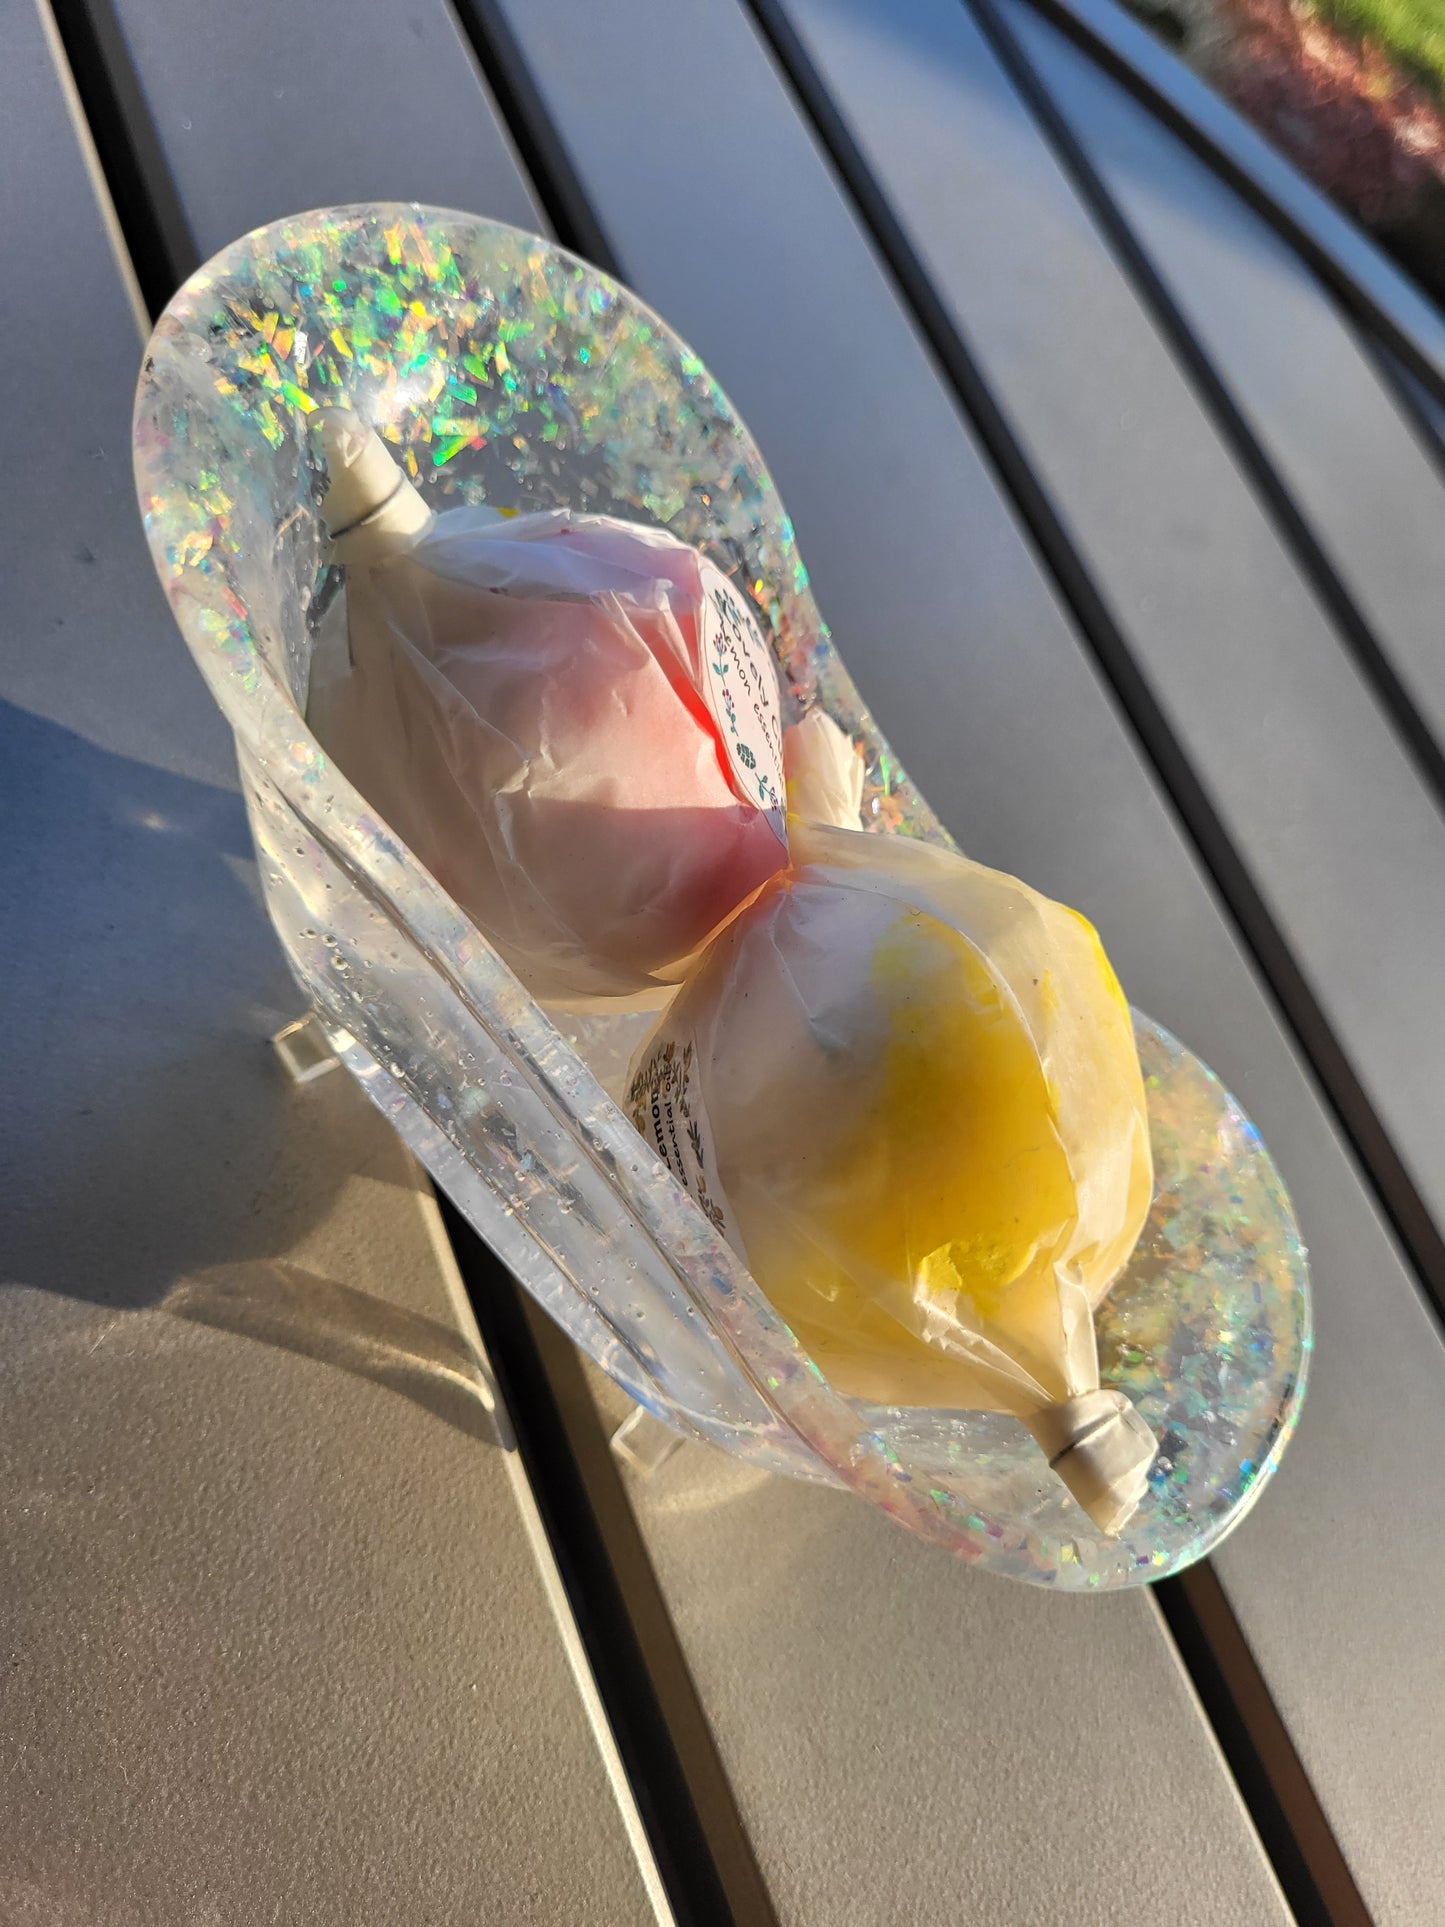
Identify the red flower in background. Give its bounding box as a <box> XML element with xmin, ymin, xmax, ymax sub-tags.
<box><xmin>1224</xmin><ymin>0</ymin><xmax>1445</xmax><ymax>225</ymax></box>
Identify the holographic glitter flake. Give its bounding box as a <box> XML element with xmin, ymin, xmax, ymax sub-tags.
<box><xmin>134</xmin><ymin>205</ymin><xmax>1309</xmax><ymax>1588</ymax></box>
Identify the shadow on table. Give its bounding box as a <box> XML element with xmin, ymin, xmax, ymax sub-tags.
<box><xmin>166</xmin><ymin>1260</ymin><xmax>500</xmax><ymax>1442</ymax></box>
<box><xmin>1</xmin><ymin>699</ymin><xmax>497</xmax><ymax>1439</ymax></box>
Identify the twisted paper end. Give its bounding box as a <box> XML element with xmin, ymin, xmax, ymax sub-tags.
<box><xmin>783</xmin><ymin>710</ymin><xmax>865</xmax><ymax>831</ymax></box>
<box><xmin>1026</xmin><ymin>1389</ymin><xmax>1157</xmax><ymax>1536</ymax></box>
<box><xmin>314</xmin><ymin>407</ymin><xmax>432</xmax><ymax>562</ymax></box>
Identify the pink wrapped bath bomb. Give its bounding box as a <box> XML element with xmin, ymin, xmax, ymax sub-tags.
<box><xmin>307</xmin><ymin>411</ymin><xmax>789</xmax><ymax>1008</ymax></box>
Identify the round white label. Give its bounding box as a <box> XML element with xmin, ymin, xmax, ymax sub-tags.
<box><xmin>698</xmin><ymin>561</ymin><xmax>787</xmax><ymax>846</ymax></box>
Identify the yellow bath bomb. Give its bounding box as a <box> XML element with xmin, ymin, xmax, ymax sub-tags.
<box><xmin>628</xmin><ymin>821</ymin><xmax>1152</xmax><ymax>1419</ymax></box>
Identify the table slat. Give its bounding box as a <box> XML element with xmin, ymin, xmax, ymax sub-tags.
<box><xmin>105</xmin><ymin>0</ymin><xmax>538</xmax><ymax>270</ymax></box>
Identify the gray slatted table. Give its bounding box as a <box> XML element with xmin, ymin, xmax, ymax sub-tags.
<box><xmin>8</xmin><ymin>0</ymin><xmax>1445</xmax><ymax>1918</ymax></box>
<box><xmin>78</xmin><ymin>0</ymin><xmax>1290</xmax><ymax>1916</ymax></box>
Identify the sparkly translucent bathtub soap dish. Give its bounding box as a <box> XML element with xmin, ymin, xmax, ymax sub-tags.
<box><xmin>134</xmin><ymin>204</ymin><xmax>1309</xmax><ymax>1589</ymax></box>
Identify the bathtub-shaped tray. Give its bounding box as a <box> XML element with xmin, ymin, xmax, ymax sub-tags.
<box><xmin>134</xmin><ymin>204</ymin><xmax>1309</xmax><ymax>1589</ymax></box>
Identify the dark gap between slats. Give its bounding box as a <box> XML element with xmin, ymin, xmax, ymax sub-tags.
<box><xmin>1009</xmin><ymin>0</ymin><xmax>1445</xmax><ymax>417</ymax></box>
<box><xmin>1156</xmin><ymin>1569</ymin><xmax>1373</xmax><ymax>1927</ymax></box>
<box><xmin>58</xmin><ymin>1</ymin><xmax>770</xmax><ymax>1913</ymax></box>
<box><xmin>46</xmin><ymin>0</ymin><xmax>198</xmax><ymax>315</ymax></box>
<box><xmin>963</xmin><ymin>0</ymin><xmax>1445</xmax><ymax>832</ymax></box>
<box><xmin>737</xmin><ymin>2</ymin><xmax>1397</xmax><ymax>1917</ymax></box>
<box><xmin>440</xmin><ymin>1202</ymin><xmax>778</xmax><ymax>1927</ymax></box>
<box><xmin>1357</xmin><ymin>333</ymin><xmax>1445</xmax><ymax>494</ymax></box>
<box><xmin>447</xmin><ymin>0</ymin><xmax>614</xmax><ymax>270</ymax></box>
<box><xmin>739</xmin><ymin>0</ymin><xmax>1445</xmax><ymax>1326</ymax></box>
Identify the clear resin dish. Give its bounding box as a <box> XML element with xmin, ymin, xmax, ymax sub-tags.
<box><xmin>134</xmin><ymin>204</ymin><xmax>1309</xmax><ymax>1588</ymax></box>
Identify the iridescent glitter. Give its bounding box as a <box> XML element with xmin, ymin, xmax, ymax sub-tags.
<box><xmin>134</xmin><ymin>206</ymin><xmax>1309</xmax><ymax>1588</ymax></box>
<box><xmin>864</xmin><ymin>1014</ymin><xmax>1310</xmax><ymax>1583</ymax></box>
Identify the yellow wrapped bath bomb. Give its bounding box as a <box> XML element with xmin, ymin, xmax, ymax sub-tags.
<box><xmin>627</xmin><ymin>820</ymin><xmax>1156</xmax><ymax>1529</ymax></box>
